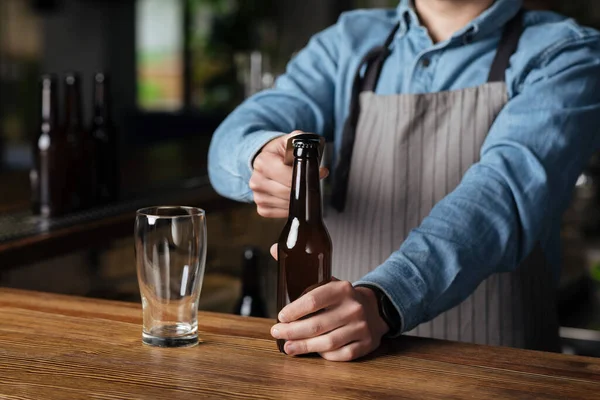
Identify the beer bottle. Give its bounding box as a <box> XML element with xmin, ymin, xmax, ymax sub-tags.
<box><xmin>63</xmin><ymin>72</ymin><xmax>93</xmax><ymax>211</ymax></box>
<box><xmin>233</xmin><ymin>247</ymin><xmax>268</xmax><ymax>318</ymax></box>
<box><xmin>90</xmin><ymin>72</ymin><xmax>119</xmax><ymax>204</ymax></box>
<box><xmin>33</xmin><ymin>74</ymin><xmax>68</xmax><ymax>217</ymax></box>
<box><xmin>276</xmin><ymin>134</ymin><xmax>332</xmax><ymax>354</ymax></box>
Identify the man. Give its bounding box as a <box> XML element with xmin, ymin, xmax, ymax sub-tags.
<box><xmin>208</xmin><ymin>0</ymin><xmax>600</xmax><ymax>361</ymax></box>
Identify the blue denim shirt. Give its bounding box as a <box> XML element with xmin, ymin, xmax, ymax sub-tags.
<box><xmin>208</xmin><ymin>0</ymin><xmax>600</xmax><ymax>333</ymax></box>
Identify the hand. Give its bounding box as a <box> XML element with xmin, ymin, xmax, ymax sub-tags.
<box><xmin>269</xmin><ymin>259</ymin><xmax>389</xmax><ymax>361</ymax></box>
<box><xmin>250</xmin><ymin>131</ymin><xmax>328</xmax><ymax>218</ymax></box>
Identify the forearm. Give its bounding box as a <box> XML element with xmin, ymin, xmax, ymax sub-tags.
<box><xmin>208</xmin><ymin>108</ymin><xmax>284</xmax><ymax>202</ymax></box>
<box><xmin>354</xmin><ymin>161</ymin><xmax>528</xmax><ymax>333</ymax></box>
<box><xmin>356</xmin><ymin>34</ymin><xmax>600</xmax><ymax>333</ymax></box>
<box><xmin>208</xmin><ymin>25</ymin><xmax>339</xmax><ymax>202</ymax></box>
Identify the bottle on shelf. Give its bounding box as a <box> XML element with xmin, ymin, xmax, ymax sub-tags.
<box><xmin>62</xmin><ymin>72</ymin><xmax>94</xmax><ymax>211</ymax></box>
<box><xmin>89</xmin><ymin>72</ymin><xmax>119</xmax><ymax>204</ymax></box>
<box><xmin>234</xmin><ymin>246</ymin><xmax>268</xmax><ymax>318</ymax></box>
<box><xmin>32</xmin><ymin>74</ymin><xmax>68</xmax><ymax>217</ymax></box>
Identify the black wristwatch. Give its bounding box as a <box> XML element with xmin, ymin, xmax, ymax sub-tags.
<box><xmin>356</xmin><ymin>284</ymin><xmax>402</xmax><ymax>337</ymax></box>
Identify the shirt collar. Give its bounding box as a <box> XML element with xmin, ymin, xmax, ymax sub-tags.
<box><xmin>397</xmin><ymin>0</ymin><xmax>523</xmax><ymax>42</ymax></box>
<box><xmin>397</xmin><ymin>0</ymin><xmax>419</xmax><ymax>33</ymax></box>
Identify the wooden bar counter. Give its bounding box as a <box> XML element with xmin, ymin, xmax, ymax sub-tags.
<box><xmin>1</xmin><ymin>288</ymin><xmax>599</xmax><ymax>399</ymax></box>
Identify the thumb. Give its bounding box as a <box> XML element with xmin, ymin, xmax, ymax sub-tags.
<box><xmin>263</xmin><ymin>130</ymin><xmax>305</xmax><ymax>158</ymax></box>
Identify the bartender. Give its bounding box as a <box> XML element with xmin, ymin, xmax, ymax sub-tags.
<box><xmin>208</xmin><ymin>0</ymin><xmax>600</xmax><ymax>361</ymax></box>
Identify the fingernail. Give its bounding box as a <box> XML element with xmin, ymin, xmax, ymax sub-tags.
<box><xmin>278</xmin><ymin>312</ymin><xmax>286</xmax><ymax>322</ymax></box>
<box><xmin>286</xmin><ymin>343</ymin><xmax>296</xmax><ymax>354</ymax></box>
<box><xmin>272</xmin><ymin>328</ymin><xmax>280</xmax><ymax>338</ymax></box>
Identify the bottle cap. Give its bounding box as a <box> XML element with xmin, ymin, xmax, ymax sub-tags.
<box><xmin>284</xmin><ymin>133</ymin><xmax>325</xmax><ymax>165</ymax></box>
<box><xmin>293</xmin><ymin>141</ymin><xmax>319</xmax><ymax>150</ymax></box>
<box><xmin>65</xmin><ymin>72</ymin><xmax>80</xmax><ymax>85</ymax></box>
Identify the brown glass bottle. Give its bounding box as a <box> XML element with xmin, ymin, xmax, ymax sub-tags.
<box><xmin>276</xmin><ymin>134</ymin><xmax>332</xmax><ymax>354</ymax></box>
<box><xmin>90</xmin><ymin>72</ymin><xmax>120</xmax><ymax>204</ymax></box>
<box><xmin>32</xmin><ymin>75</ymin><xmax>68</xmax><ymax>217</ymax></box>
<box><xmin>63</xmin><ymin>72</ymin><xmax>94</xmax><ymax>211</ymax></box>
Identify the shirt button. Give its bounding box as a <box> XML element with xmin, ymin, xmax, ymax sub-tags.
<box><xmin>422</xmin><ymin>58</ymin><xmax>431</xmax><ymax>68</ymax></box>
<box><xmin>463</xmin><ymin>27</ymin><xmax>476</xmax><ymax>45</ymax></box>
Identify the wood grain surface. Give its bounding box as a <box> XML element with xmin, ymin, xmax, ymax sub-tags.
<box><xmin>1</xmin><ymin>288</ymin><xmax>599</xmax><ymax>400</ymax></box>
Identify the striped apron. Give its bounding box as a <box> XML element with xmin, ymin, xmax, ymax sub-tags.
<box><xmin>326</xmin><ymin>11</ymin><xmax>560</xmax><ymax>351</ymax></box>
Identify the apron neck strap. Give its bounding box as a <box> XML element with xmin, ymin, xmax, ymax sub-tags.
<box><xmin>362</xmin><ymin>24</ymin><xmax>401</xmax><ymax>92</ymax></box>
<box><xmin>362</xmin><ymin>9</ymin><xmax>525</xmax><ymax>91</ymax></box>
<box><xmin>487</xmin><ymin>9</ymin><xmax>525</xmax><ymax>83</ymax></box>
<box><xmin>331</xmin><ymin>9</ymin><xmax>526</xmax><ymax>212</ymax></box>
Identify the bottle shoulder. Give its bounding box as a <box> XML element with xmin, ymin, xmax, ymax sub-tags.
<box><xmin>279</xmin><ymin>217</ymin><xmax>331</xmax><ymax>233</ymax></box>
<box><xmin>278</xmin><ymin>221</ymin><xmax>332</xmax><ymax>251</ymax></box>
<box><xmin>90</xmin><ymin>123</ymin><xmax>117</xmax><ymax>139</ymax></box>
<box><xmin>37</xmin><ymin>130</ymin><xmax>68</xmax><ymax>150</ymax></box>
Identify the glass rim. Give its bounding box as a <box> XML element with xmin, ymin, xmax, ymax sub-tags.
<box><xmin>136</xmin><ymin>206</ymin><xmax>205</xmax><ymax>218</ymax></box>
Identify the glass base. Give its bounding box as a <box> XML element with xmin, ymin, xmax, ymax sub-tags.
<box><xmin>142</xmin><ymin>325</ymin><xmax>198</xmax><ymax>348</ymax></box>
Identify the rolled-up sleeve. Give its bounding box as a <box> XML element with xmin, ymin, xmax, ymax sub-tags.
<box><xmin>355</xmin><ymin>34</ymin><xmax>600</xmax><ymax>333</ymax></box>
<box><xmin>208</xmin><ymin>24</ymin><xmax>340</xmax><ymax>202</ymax></box>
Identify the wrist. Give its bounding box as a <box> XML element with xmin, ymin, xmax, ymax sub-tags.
<box><xmin>356</xmin><ymin>286</ymin><xmax>390</xmax><ymax>337</ymax></box>
<box><xmin>246</xmin><ymin>131</ymin><xmax>286</xmax><ymax>170</ymax></box>
<box><xmin>355</xmin><ymin>284</ymin><xmax>402</xmax><ymax>338</ymax></box>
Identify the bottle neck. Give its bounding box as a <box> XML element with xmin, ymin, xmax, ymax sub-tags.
<box><xmin>64</xmin><ymin>80</ymin><xmax>82</xmax><ymax>128</ymax></box>
<box><xmin>93</xmin><ymin>78</ymin><xmax>111</xmax><ymax>123</ymax></box>
<box><xmin>40</xmin><ymin>79</ymin><xmax>59</xmax><ymax>133</ymax></box>
<box><xmin>288</xmin><ymin>149</ymin><xmax>323</xmax><ymax>223</ymax></box>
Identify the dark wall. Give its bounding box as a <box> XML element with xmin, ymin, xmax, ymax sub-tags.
<box><xmin>277</xmin><ymin>0</ymin><xmax>351</xmax><ymax>57</ymax></box>
<box><xmin>41</xmin><ymin>0</ymin><xmax>107</xmax><ymax>121</ymax></box>
<box><xmin>0</xmin><ymin>0</ymin><xmax>354</xmax><ymax>169</ymax></box>
<box><xmin>39</xmin><ymin>0</ymin><xmax>136</xmax><ymax>130</ymax></box>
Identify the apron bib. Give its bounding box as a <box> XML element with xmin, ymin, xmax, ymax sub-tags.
<box><xmin>327</xmin><ymin>10</ymin><xmax>560</xmax><ymax>352</ymax></box>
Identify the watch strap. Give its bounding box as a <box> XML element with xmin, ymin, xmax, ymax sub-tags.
<box><xmin>356</xmin><ymin>284</ymin><xmax>402</xmax><ymax>338</ymax></box>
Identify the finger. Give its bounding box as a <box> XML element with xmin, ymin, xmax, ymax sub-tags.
<box><xmin>253</xmin><ymin>192</ymin><xmax>289</xmax><ymax>209</ymax></box>
<box><xmin>261</xmin><ymin>131</ymin><xmax>305</xmax><ymax>157</ymax></box>
<box><xmin>255</xmin><ymin>155</ymin><xmax>328</xmax><ymax>188</ymax></box>
<box><xmin>279</xmin><ymin>280</ymin><xmax>354</xmax><ymax>323</ymax></box>
<box><xmin>271</xmin><ymin>308</ymin><xmax>346</xmax><ymax>341</ymax></box>
<box><xmin>320</xmin><ymin>167</ymin><xmax>329</xmax><ymax>180</ymax></box>
<box><xmin>284</xmin><ymin>326</ymin><xmax>357</xmax><ymax>356</ymax></box>
<box><xmin>256</xmin><ymin>206</ymin><xmax>288</xmax><ymax>219</ymax></box>
<box><xmin>253</xmin><ymin>152</ymin><xmax>293</xmax><ymax>187</ymax></box>
<box><xmin>270</xmin><ymin>244</ymin><xmax>278</xmax><ymax>260</ymax></box>
<box><xmin>319</xmin><ymin>341</ymin><xmax>372</xmax><ymax>362</ymax></box>
<box><xmin>249</xmin><ymin>173</ymin><xmax>291</xmax><ymax>201</ymax></box>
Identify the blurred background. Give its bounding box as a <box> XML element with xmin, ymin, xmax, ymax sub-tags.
<box><xmin>1</xmin><ymin>0</ymin><xmax>600</xmax><ymax>357</ymax></box>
